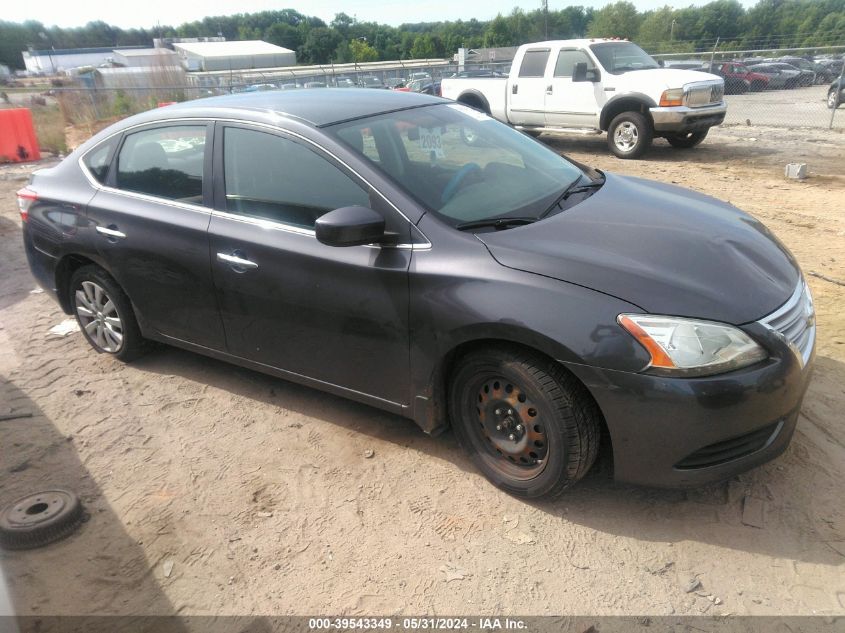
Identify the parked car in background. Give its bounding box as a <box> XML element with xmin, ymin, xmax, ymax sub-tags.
<box><xmin>828</xmin><ymin>77</ymin><xmax>844</xmax><ymax>109</ymax></box>
<box><xmin>385</xmin><ymin>78</ymin><xmax>406</xmax><ymax>89</ymax></box>
<box><xmin>765</xmin><ymin>62</ymin><xmax>815</xmax><ymax>87</ymax></box>
<box><xmin>701</xmin><ymin>63</ymin><xmax>749</xmax><ymax>94</ymax></box>
<box><xmin>304</xmin><ymin>81</ymin><xmax>327</xmax><ymax>89</ymax></box>
<box><xmin>334</xmin><ymin>77</ymin><xmax>357</xmax><ymax>88</ymax></box>
<box><xmin>708</xmin><ymin>62</ymin><xmax>770</xmax><ymax>91</ymax></box>
<box><xmin>777</xmin><ymin>56</ymin><xmax>831</xmax><ymax>83</ymax></box>
<box><xmin>418</xmin><ymin>81</ymin><xmax>442</xmax><ymax>96</ymax></box>
<box><xmin>442</xmin><ymin>39</ymin><xmax>726</xmax><ymax>159</ymax></box>
<box><xmin>19</xmin><ymin>89</ymin><xmax>814</xmax><ymax>498</ymax></box>
<box><xmin>359</xmin><ymin>76</ymin><xmax>387</xmax><ymax>89</ymax></box>
<box><xmin>746</xmin><ymin>63</ymin><xmax>796</xmax><ymax>89</ymax></box>
<box><xmin>408</xmin><ymin>72</ymin><xmax>432</xmax><ymax>82</ymax></box>
<box><xmin>280</xmin><ymin>83</ymin><xmax>298</xmax><ymax>90</ymax></box>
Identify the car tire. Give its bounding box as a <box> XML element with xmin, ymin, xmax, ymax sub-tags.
<box><xmin>828</xmin><ymin>89</ymin><xmax>840</xmax><ymax>110</ymax></box>
<box><xmin>607</xmin><ymin>111</ymin><xmax>653</xmax><ymax>159</ymax></box>
<box><xmin>69</xmin><ymin>265</ymin><xmax>146</xmax><ymax>362</ymax></box>
<box><xmin>448</xmin><ymin>346</ymin><xmax>601</xmax><ymax>499</ymax></box>
<box><xmin>666</xmin><ymin>129</ymin><xmax>709</xmax><ymax>149</ymax></box>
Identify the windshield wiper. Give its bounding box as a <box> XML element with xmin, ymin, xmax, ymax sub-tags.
<box><xmin>537</xmin><ymin>176</ymin><xmax>604</xmax><ymax>220</ymax></box>
<box><xmin>455</xmin><ymin>216</ymin><xmax>537</xmax><ymax>231</ymax></box>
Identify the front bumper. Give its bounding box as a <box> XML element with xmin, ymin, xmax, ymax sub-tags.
<box><xmin>650</xmin><ymin>102</ymin><xmax>727</xmax><ymax>133</ymax></box>
<box><xmin>564</xmin><ymin>322</ymin><xmax>814</xmax><ymax>488</ymax></box>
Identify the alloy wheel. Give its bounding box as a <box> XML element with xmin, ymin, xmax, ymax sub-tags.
<box><xmin>613</xmin><ymin>122</ymin><xmax>639</xmax><ymax>152</ymax></box>
<box><xmin>74</xmin><ymin>281</ymin><xmax>124</xmax><ymax>353</ymax></box>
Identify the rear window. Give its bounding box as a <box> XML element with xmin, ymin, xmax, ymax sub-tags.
<box><xmin>83</xmin><ymin>137</ymin><xmax>117</xmax><ymax>184</ymax></box>
<box><xmin>518</xmin><ymin>50</ymin><xmax>551</xmax><ymax>77</ymax></box>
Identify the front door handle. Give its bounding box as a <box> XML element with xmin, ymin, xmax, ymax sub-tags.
<box><xmin>217</xmin><ymin>251</ymin><xmax>259</xmax><ymax>271</ymax></box>
<box><xmin>546</xmin><ymin>85</ymin><xmax>553</xmax><ymax>95</ymax></box>
<box><xmin>95</xmin><ymin>225</ymin><xmax>126</xmax><ymax>239</ymax></box>
<box><xmin>512</xmin><ymin>83</ymin><xmax>519</xmax><ymax>94</ymax></box>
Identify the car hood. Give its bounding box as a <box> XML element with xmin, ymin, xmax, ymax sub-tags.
<box><xmin>477</xmin><ymin>173</ymin><xmax>799</xmax><ymax>325</ymax></box>
<box><xmin>616</xmin><ymin>68</ymin><xmax>721</xmax><ymax>90</ymax></box>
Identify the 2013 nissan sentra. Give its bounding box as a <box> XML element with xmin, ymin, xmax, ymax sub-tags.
<box><xmin>18</xmin><ymin>89</ymin><xmax>815</xmax><ymax>498</ymax></box>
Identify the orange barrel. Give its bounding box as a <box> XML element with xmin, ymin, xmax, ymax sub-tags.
<box><xmin>0</xmin><ymin>108</ymin><xmax>42</xmax><ymax>163</ymax></box>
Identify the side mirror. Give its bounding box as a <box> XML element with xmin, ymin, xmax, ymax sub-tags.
<box><xmin>572</xmin><ymin>63</ymin><xmax>599</xmax><ymax>82</ymax></box>
<box><xmin>316</xmin><ymin>206</ymin><xmax>385</xmax><ymax>247</ymax></box>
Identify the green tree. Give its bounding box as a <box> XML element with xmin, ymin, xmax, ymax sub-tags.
<box><xmin>484</xmin><ymin>14</ymin><xmax>514</xmax><ymax>47</ymax></box>
<box><xmin>349</xmin><ymin>38</ymin><xmax>378</xmax><ymax>62</ymax></box>
<box><xmin>302</xmin><ymin>27</ymin><xmax>340</xmax><ymax>64</ymax></box>
<box><xmin>587</xmin><ymin>1</ymin><xmax>642</xmax><ymax>39</ymax></box>
<box><xmin>410</xmin><ymin>33</ymin><xmax>437</xmax><ymax>58</ymax></box>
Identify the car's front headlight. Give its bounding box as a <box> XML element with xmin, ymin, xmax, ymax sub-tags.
<box><xmin>618</xmin><ymin>314</ymin><xmax>767</xmax><ymax>377</ymax></box>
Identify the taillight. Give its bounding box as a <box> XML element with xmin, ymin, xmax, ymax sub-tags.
<box><xmin>16</xmin><ymin>188</ymin><xmax>37</xmax><ymax>222</ymax></box>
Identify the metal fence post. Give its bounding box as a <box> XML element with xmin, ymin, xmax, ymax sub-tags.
<box><xmin>831</xmin><ymin>61</ymin><xmax>844</xmax><ymax>129</ymax></box>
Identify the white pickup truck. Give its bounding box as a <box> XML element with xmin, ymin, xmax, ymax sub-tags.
<box><xmin>441</xmin><ymin>39</ymin><xmax>727</xmax><ymax>159</ymax></box>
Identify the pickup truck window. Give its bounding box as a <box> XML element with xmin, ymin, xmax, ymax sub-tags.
<box><xmin>554</xmin><ymin>50</ymin><xmax>594</xmax><ymax>77</ymax></box>
<box><xmin>590</xmin><ymin>42</ymin><xmax>659</xmax><ymax>75</ymax></box>
<box><xmin>518</xmin><ymin>50</ymin><xmax>551</xmax><ymax>78</ymax></box>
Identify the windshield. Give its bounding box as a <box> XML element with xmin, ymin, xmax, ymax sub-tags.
<box><xmin>327</xmin><ymin>103</ymin><xmax>584</xmax><ymax>227</ymax></box>
<box><xmin>590</xmin><ymin>42</ymin><xmax>659</xmax><ymax>74</ymax></box>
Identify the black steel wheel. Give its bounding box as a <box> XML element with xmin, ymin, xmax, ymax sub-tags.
<box><xmin>666</xmin><ymin>129</ymin><xmax>709</xmax><ymax>149</ymax></box>
<box><xmin>70</xmin><ymin>265</ymin><xmax>147</xmax><ymax>362</ymax></box>
<box><xmin>449</xmin><ymin>346</ymin><xmax>601</xmax><ymax>499</ymax></box>
<box><xmin>0</xmin><ymin>489</ymin><xmax>84</xmax><ymax>550</ymax></box>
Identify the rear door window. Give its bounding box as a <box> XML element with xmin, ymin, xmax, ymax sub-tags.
<box><xmin>518</xmin><ymin>50</ymin><xmax>551</xmax><ymax>78</ymax></box>
<box><xmin>115</xmin><ymin>125</ymin><xmax>207</xmax><ymax>204</ymax></box>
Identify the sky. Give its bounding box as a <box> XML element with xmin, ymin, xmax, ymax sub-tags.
<box><xmin>6</xmin><ymin>0</ymin><xmax>759</xmax><ymax>30</ymax></box>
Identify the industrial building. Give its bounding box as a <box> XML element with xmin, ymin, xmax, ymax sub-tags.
<box><xmin>111</xmin><ymin>48</ymin><xmax>179</xmax><ymax>68</ymax></box>
<box><xmin>172</xmin><ymin>40</ymin><xmax>296</xmax><ymax>72</ymax></box>
<box><xmin>22</xmin><ymin>46</ymin><xmax>150</xmax><ymax>74</ymax></box>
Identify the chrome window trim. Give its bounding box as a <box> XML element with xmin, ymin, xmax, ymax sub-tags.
<box><xmin>77</xmin><ymin>115</ymin><xmax>432</xmax><ymax>250</ymax></box>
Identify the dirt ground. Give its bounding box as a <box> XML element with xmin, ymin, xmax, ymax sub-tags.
<box><xmin>0</xmin><ymin>124</ymin><xmax>843</xmax><ymax>618</ymax></box>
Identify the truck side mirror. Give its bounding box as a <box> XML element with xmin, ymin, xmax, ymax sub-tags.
<box><xmin>572</xmin><ymin>63</ymin><xmax>599</xmax><ymax>82</ymax></box>
<box><xmin>572</xmin><ymin>63</ymin><xmax>588</xmax><ymax>82</ymax></box>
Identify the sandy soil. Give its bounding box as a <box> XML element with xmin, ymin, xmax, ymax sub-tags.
<box><xmin>0</xmin><ymin>125</ymin><xmax>843</xmax><ymax>618</ymax></box>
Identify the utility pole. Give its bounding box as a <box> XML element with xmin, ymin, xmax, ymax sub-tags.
<box><xmin>670</xmin><ymin>19</ymin><xmax>676</xmax><ymax>41</ymax></box>
<box><xmin>542</xmin><ymin>0</ymin><xmax>549</xmax><ymax>40</ymax></box>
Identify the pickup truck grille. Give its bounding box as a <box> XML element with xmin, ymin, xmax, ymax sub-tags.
<box><xmin>684</xmin><ymin>82</ymin><xmax>724</xmax><ymax>107</ymax></box>
<box><xmin>759</xmin><ymin>280</ymin><xmax>815</xmax><ymax>367</ymax></box>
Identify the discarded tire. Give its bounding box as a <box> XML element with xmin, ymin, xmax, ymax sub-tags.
<box><xmin>0</xmin><ymin>489</ymin><xmax>83</xmax><ymax>550</ymax></box>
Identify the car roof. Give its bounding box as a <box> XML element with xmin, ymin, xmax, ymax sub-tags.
<box><xmin>160</xmin><ymin>88</ymin><xmax>444</xmax><ymax>127</ymax></box>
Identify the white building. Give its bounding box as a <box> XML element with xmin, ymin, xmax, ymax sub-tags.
<box><xmin>173</xmin><ymin>40</ymin><xmax>295</xmax><ymax>72</ymax></box>
<box><xmin>112</xmin><ymin>48</ymin><xmax>179</xmax><ymax>68</ymax></box>
<box><xmin>22</xmin><ymin>46</ymin><xmax>156</xmax><ymax>74</ymax></box>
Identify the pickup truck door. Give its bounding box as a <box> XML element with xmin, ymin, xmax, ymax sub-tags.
<box><xmin>545</xmin><ymin>49</ymin><xmax>602</xmax><ymax>128</ymax></box>
<box><xmin>508</xmin><ymin>48</ymin><xmax>552</xmax><ymax>127</ymax></box>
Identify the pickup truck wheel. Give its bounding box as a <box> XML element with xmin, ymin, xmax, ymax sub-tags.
<box><xmin>607</xmin><ymin>111</ymin><xmax>653</xmax><ymax>159</ymax></box>
<box><xmin>666</xmin><ymin>129</ymin><xmax>708</xmax><ymax>149</ymax></box>
<box><xmin>448</xmin><ymin>346</ymin><xmax>600</xmax><ymax>499</ymax></box>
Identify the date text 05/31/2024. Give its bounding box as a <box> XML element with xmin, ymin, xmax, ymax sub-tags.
<box><xmin>308</xmin><ymin>618</ymin><xmax>528</xmax><ymax>630</ymax></box>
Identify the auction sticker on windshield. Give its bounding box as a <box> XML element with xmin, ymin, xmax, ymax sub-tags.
<box><xmin>419</xmin><ymin>127</ymin><xmax>445</xmax><ymax>159</ymax></box>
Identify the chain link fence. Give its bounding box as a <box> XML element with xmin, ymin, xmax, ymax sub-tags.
<box><xmin>1</xmin><ymin>44</ymin><xmax>842</xmax><ymax>155</ymax></box>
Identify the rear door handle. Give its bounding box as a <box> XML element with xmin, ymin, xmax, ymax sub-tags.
<box><xmin>217</xmin><ymin>251</ymin><xmax>259</xmax><ymax>271</ymax></box>
<box><xmin>95</xmin><ymin>225</ymin><xmax>126</xmax><ymax>239</ymax></box>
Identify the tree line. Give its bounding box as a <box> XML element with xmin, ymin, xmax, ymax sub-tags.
<box><xmin>1</xmin><ymin>0</ymin><xmax>844</xmax><ymax>71</ymax></box>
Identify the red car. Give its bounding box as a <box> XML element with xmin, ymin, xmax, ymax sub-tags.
<box><xmin>709</xmin><ymin>62</ymin><xmax>770</xmax><ymax>91</ymax></box>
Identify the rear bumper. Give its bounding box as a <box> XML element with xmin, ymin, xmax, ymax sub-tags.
<box><xmin>22</xmin><ymin>225</ymin><xmax>61</xmax><ymax>306</ymax></box>
<box><xmin>650</xmin><ymin>102</ymin><xmax>727</xmax><ymax>132</ymax></box>
<box><xmin>564</xmin><ymin>323</ymin><xmax>814</xmax><ymax>488</ymax></box>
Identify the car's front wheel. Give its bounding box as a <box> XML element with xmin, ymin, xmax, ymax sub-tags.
<box><xmin>828</xmin><ymin>89</ymin><xmax>841</xmax><ymax>110</ymax></box>
<box><xmin>666</xmin><ymin>129</ymin><xmax>709</xmax><ymax>149</ymax></box>
<box><xmin>607</xmin><ymin>111</ymin><xmax>653</xmax><ymax>159</ymax></box>
<box><xmin>448</xmin><ymin>346</ymin><xmax>601</xmax><ymax>499</ymax></box>
<box><xmin>70</xmin><ymin>265</ymin><xmax>146</xmax><ymax>362</ymax></box>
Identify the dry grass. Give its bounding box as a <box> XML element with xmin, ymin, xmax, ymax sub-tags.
<box><xmin>29</xmin><ymin>104</ymin><xmax>67</xmax><ymax>155</ymax></box>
